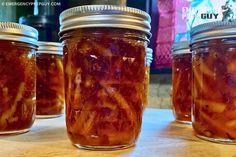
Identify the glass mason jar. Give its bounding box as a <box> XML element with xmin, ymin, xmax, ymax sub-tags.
<box><xmin>0</xmin><ymin>22</ymin><xmax>38</xmax><ymax>134</ymax></box>
<box><xmin>172</xmin><ymin>41</ymin><xmax>192</xmax><ymax>124</ymax></box>
<box><xmin>59</xmin><ymin>5</ymin><xmax>151</xmax><ymax>150</ymax></box>
<box><xmin>36</xmin><ymin>42</ymin><xmax>65</xmax><ymax>118</ymax></box>
<box><xmin>191</xmin><ymin>21</ymin><xmax>236</xmax><ymax>143</ymax></box>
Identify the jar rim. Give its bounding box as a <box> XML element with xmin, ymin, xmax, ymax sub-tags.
<box><xmin>59</xmin><ymin>5</ymin><xmax>151</xmax><ymax>39</ymax></box>
<box><xmin>0</xmin><ymin>22</ymin><xmax>38</xmax><ymax>46</ymax></box>
<box><xmin>172</xmin><ymin>41</ymin><xmax>191</xmax><ymax>55</ymax></box>
<box><xmin>191</xmin><ymin>20</ymin><xmax>236</xmax><ymax>44</ymax></box>
<box><xmin>37</xmin><ymin>41</ymin><xmax>63</xmax><ymax>55</ymax></box>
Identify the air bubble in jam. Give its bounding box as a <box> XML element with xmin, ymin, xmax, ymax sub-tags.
<box><xmin>36</xmin><ymin>53</ymin><xmax>65</xmax><ymax>117</ymax></box>
<box><xmin>63</xmin><ymin>28</ymin><xmax>148</xmax><ymax>148</ymax></box>
<box><xmin>172</xmin><ymin>53</ymin><xmax>192</xmax><ymax>123</ymax></box>
<box><xmin>192</xmin><ymin>38</ymin><xmax>236</xmax><ymax>141</ymax></box>
<box><xmin>0</xmin><ymin>41</ymin><xmax>36</xmax><ymax>134</ymax></box>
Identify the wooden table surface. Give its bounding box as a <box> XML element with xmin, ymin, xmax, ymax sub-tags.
<box><xmin>1</xmin><ymin>109</ymin><xmax>236</xmax><ymax>157</ymax></box>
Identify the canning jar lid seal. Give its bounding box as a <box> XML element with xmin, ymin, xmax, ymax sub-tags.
<box><xmin>37</xmin><ymin>41</ymin><xmax>63</xmax><ymax>55</ymax></box>
<box><xmin>191</xmin><ymin>20</ymin><xmax>236</xmax><ymax>44</ymax></box>
<box><xmin>59</xmin><ymin>5</ymin><xmax>151</xmax><ymax>39</ymax></box>
<box><xmin>172</xmin><ymin>41</ymin><xmax>190</xmax><ymax>55</ymax></box>
<box><xmin>0</xmin><ymin>22</ymin><xmax>38</xmax><ymax>46</ymax></box>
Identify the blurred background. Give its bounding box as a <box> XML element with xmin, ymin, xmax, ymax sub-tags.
<box><xmin>0</xmin><ymin>0</ymin><xmax>172</xmax><ymax>109</ymax></box>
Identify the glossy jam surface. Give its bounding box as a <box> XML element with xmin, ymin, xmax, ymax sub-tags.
<box><xmin>63</xmin><ymin>28</ymin><xmax>148</xmax><ymax>148</ymax></box>
<box><xmin>192</xmin><ymin>39</ymin><xmax>236</xmax><ymax>141</ymax></box>
<box><xmin>36</xmin><ymin>53</ymin><xmax>64</xmax><ymax>117</ymax></box>
<box><xmin>172</xmin><ymin>53</ymin><xmax>192</xmax><ymax>123</ymax></box>
<box><xmin>0</xmin><ymin>41</ymin><xmax>36</xmax><ymax>133</ymax></box>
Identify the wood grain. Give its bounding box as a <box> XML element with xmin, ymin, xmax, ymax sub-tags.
<box><xmin>0</xmin><ymin>109</ymin><xmax>236</xmax><ymax>157</ymax></box>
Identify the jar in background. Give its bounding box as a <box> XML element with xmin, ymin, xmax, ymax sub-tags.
<box><xmin>191</xmin><ymin>21</ymin><xmax>236</xmax><ymax>143</ymax></box>
<box><xmin>144</xmin><ymin>48</ymin><xmax>153</xmax><ymax>107</ymax></box>
<box><xmin>59</xmin><ymin>5</ymin><xmax>151</xmax><ymax>150</ymax></box>
<box><xmin>36</xmin><ymin>42</ymin><xmax>64</xmax><ymax>118</ymax></box>
<box><xmin>0</xmin><ymin>22</ymin><xmax>38</xmax><ymax>134</ymax></box>
<box><xmin>172</xmin><ymin>41</ymin><xmax>192</xmax><ymax>124</ymax></box>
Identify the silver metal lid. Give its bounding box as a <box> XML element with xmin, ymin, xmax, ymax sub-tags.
<box><xmin>191</xmin><ymin>20</ymin><xmax>236</xmax><ymax>44</ymax></box>
<box><xmin>147</xmin><ymin>48</ymin><xmax>153</xmax><ymax>59</ymax></box>
<box><xmin>59</xmin><ymin>5</ymin><xmax>151</xmax><ymax>38</ymax></box>
<box><xmin>146</xmin><ymin>48</ymin><xmax>153</xmax><ymax>66</ymax></box>
<box><xmin>37</xmin><ymin>41</ymin><xmax>63</xmax><ymax>55</ymax></box>
<box><xmin>0</xmin><ymin>22</ymin><xmax>38</xmax><ymax>46</ymax></box>
<box><xmin>172</xmin><ymin>41</ymin><xmax>190</xmax><ymax>55</ymax></box>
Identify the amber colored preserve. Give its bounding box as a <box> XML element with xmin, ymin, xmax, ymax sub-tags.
<box><xmin>172</xmin><ymin>54</ymin><xmax>192</xmax><ymax>122</ymax></box>
<box><xmin>0</xmin><ymin>41</ymin><xmax>36</xmax><ymax>133</ymax></box>
<box><xmin>62</xmin><ymin>28</ymin><xmax>147</xmax><ymax>148</ymax></box>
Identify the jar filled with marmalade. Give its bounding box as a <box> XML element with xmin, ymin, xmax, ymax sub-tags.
<box><xmin>172</xmin><ymin>41</ymin><xmax>191</xmax><ymax>124</ymax></box>
<box><xmin>191</xmin><ymin>21</ymin><xmax>236</xmax><ymax>143</ymax></box>
<box><xmin>36</xmin><ymin>42</ymin><xmax>64</xmax><ymax>118</ymax></box>
<box><xmin>0</xmin><ymin>22</ymin><xmax>38</xmax><ymax>134</ymax></box>
<box><xmin>59</xmin><ymin>5</ymin><xmax>151</xmax><ymax>150</ymax></box>
<box><xmin>144</xmin><ymin>48</ymin><xmax>153</xmax><ymax>107</ymax></box>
